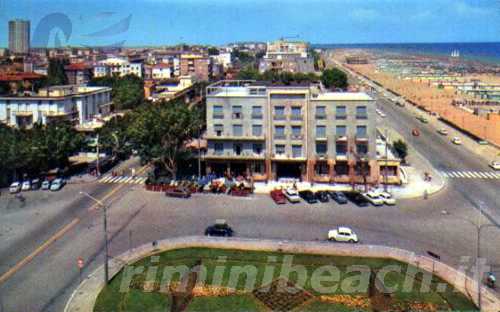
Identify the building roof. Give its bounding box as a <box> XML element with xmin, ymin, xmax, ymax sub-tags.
<box><xmin>65</xmin><ymin>63</ymin><xmax>91</xmax><ymax>71</ymax></box>
<box><xmin>313</xmin><ymin>92</ymin><xmax>374</xmax><ymax>101</ymax></box>
<box><xmin>0</xmin><ymin>72</ymin><xmax>45</xmax><ymax>82</ymax></box>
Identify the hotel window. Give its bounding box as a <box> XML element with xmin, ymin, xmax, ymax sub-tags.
<box><xmin>316</xmin><ymin>142</ymin><xmax>327</xmax><ymax>155</ymax></box>
<box><xmin>356</xmin><ymin>143</ymin><xmax>368</xmax><ymax>155</ymax></box>
<box><xmin>356</xmin><ymin>125</ymin><xmax>367</xmax><ymax>138</ymax></box>
<box><xmin>336</xmin><ymin>106</ymin><xmax>347</xmax><ymax>119</ymax></box>
<box><xmin>356</xmin><ymin>106</ymin><xmax>367</xmax><ymax>119</ymax></box>
<box><xmin>233</xmin><ymin>143</ymin><xmax>242</xmax><ymax>155</ymax></box>
<box><xmin>252</xmin><ymin>124</ymin><xmax>262</xmax><ymax>136</ymax></box>
<box><xmin>252</xmin><ymin>106</ymin><xmax>262</xmax><ymax>119</ymax></box>
<box><xmin>214</xmin><ymin>124</ymin><xmax>223</xmax><ymax>136</ymax></box>
<box><xmin>213</xmin><ymin>105</ymin><xmax>223</xmax><ymax>119</ymax></box>
<box><xmin>336</xmin><ymin>142</ymin><xmax>348</xmax><ymax>156</ymax></box>
<box><xmin>315</xmin><ymin>162</ymin><xmax>329</xmax><ymax>175</ymax></box>
<box><xmin>232</xmin><ymin>105</ymin><xmax>242</xmax><ymax>119</ymax></box>
<box><xmin>291</xmin><ymin>106</ymin><xmax>302</xmax><ymax>120</ymax></box>
<box><xmin>254</xmin><ymin>163</ymin><xmax>263</xmax><ymax>174</ymax></box>
<box><xmin>233</xmin><ymin>124</ymin><xmax>243</xmax><ymax>136</ymax></box>
<box><xmin>274</xmin><ymin>126</ymin><xmax>285</xmax><ymax>139</ymax></box>
<box><xmin>316</xmin><ymin>125</ymin><xmax>326</xmax><ymax>138</ymax></box>
<box><xmin>253</xmin><ymin>143</ymin><xmax>263</xmax><ymax>155</ymax></box>
<box><xmin>275</xmin><ymin>144</ymin><xmax>286</xmax><ymax>155</ymax></box>
<box><xmin>214</xmin><ymin>143</ymin><xmax>224</xmax><ymax>155</ymax></box>
<box><xmin>315</xmin><ymin>106</ymin><xmax>326</xmax><ymax>119</ymax></box>
<box><xmin>274</xmin><ymin>106</ymin><xmax>285</xmax><ymax>120</ymax></box>
<box><xmin>292</xmin><ymin>145</ymin><xmax>302</xmax><ymax>158</ymax></box>
<box><xmin>336</xmin><ymin>125</ymin><xmax>347</xmax><ymax>137</ymax></box>
<box><xmin>291</xmin><ymin>126</ymin><xmax>301</xmax><ymax>138</ymax></box>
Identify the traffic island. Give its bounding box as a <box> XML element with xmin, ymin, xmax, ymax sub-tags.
<box><xmin>64</xmin><ymin>237</ymin><xmax>500</xmax><ymax>312</ymax></box>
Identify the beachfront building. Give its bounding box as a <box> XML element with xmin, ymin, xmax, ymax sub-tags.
<box><xmin>93</xmin><ymin>57</ymin><xmax>143</xmax><ymax>78</ymax></box>
<box><xmin>204</xmin><ymin>80</ymin><xmax>398</xmax><ymax>185</ymax></box>
<box><xmin>0</xmin><ymin>85</ymin><xmax>112</xmax><ymax>128</ymax></box>
<box><xmin>259</xmin><ymin>40</ymin><xmax>315</xmax><ymax>74</ymax></box>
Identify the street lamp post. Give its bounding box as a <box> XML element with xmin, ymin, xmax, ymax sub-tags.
<box><xmin>80</xmin><ymin>191</ymin><xmax>109</xmax><ymax>284</ymax></box>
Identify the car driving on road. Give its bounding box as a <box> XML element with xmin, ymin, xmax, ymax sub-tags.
<box><xmin>328</xmin><ymin>226</ymin><xmax>359</xmax><ymax>243</ymax></box>
<box><xmin>451</xmin><ymin>137</ymin><xmax>462</xmax><ymax>145</ymax></box>
<box><xmin>437</xmin><ymin>128</ymin><xmax>448</xmax><ymax>135</ymax></box>
<box><xmin>489</xmin><ymin>161</ymin><xmax>500</xmax><ymax>171</ymax></box>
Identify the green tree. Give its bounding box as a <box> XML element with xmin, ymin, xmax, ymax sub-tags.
<box><xmin>321</xmin><ymin>68</ymin><xmax>348</xmax><ymax>90</ymax></box>
<box><xmin>47</xmin><ymin>58</ymin><xmax>69</xmax><ymax>86</ymax></box>
<box><xmin>98</xmin><ymin>114</ymin><xmax>133</xmax><ymax>160</ymax></box>
<box><xmin>89</xmin><ymin>75</ymin><xmax>144</xmax><ymax>110</ymax></box>
<box><xmin>128</xmin><ymin>100</ymin><xmax>202</xmax><ymax>178</ymax></box>
<box><xmin>207</xmin><ymin>47</ymin><xmax>219</xmax><ymax>56</ymax></box>
<box><xmin>393</xmin><ymin>139</ymin><xmax>408</xmax><ymax>163</ymax></box>
<box><xmin>236</xmin><ymin>66</ymin><xmax>261</xmax><ymax>80</ymax></box>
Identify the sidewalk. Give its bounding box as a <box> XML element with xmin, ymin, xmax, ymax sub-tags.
<box><xmin>64</xmin><ymin>236</ymin><xmax>500</xmax><ymax>312</ymax></box>
<box><xmin>377</xmin><ymin>126</ymin><xmax>445</xmax><ymax>199</ymax></box>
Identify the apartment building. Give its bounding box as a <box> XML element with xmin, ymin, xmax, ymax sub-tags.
<box><xmin>64</xmin><ymin>63</ymin><xmax>93</xmax><ymax>85</ymax></box>
<box><xmin>204</xmin><ymin>80</ymin><xmax>398</xmax><ymax>185</ymax></box>
<box><xmin>93</xmin><ymin>57</ymin><xmax>143</xmax><ymax>78</ymax></box>
<box><xmin>180</xmin><ymin>54</ymin><xmax>210</xmax><ymax>81</ymax></box>
<box><xmin>259</xmin><ymin>40</ymin><xmax>315</xmax><ymax>73</ymax></box>
<box><xmin>0</xmin><ymin>85</ymin><xmax>111</xmax><ymax>128</ymax></box>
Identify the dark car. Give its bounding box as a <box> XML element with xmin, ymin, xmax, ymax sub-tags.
<box><xmin>299</xmin><ymin>190</ymin><xmax>318</xmax><ymax>204</ymax></box>
<box><xmin>205</xmin><ymin>219</ymin><xmax>234</xmax><ymax>237</ymax></box>
<box><xmin>315</xmin><ymin>191</ymin><xmax>329</xmax><ymax>203</ymax></box>
<box><xmin>344</xmin><ymin>191</ymin><xmax>369</xmax><ymax>207</ymax></box>
<box><xmin>329</xmin><ymin>191</ymin><xmax>348</xmax><ymax>204</ymax></box>
<box><xmin>31</xmin><ymin>178</ymin><xmax>41</xmax><ymax>190</ymax></box>
<box><xmin>165</xmin><ymin>187</ymin><xmax>191</xmax><ymax>198</ymax></box>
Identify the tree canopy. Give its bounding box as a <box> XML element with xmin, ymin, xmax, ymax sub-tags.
<box><xmin>89</xmin><ymin>75</ymin><xmax>145</xmax><ymax>110</ymax></box>
<box><xmin>321</xmin><ymin>68</ymin><xmax>348</xmax><ymax>90</ymax></box>
<box><xmin>47</xmin><ymin>58</ymin><xmax>69</xmax><ymax>86</ymax></box>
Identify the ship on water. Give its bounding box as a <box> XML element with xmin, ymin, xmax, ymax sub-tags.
<box><xmin>451</xmin><ymin>49</ymin><xmax>460</xmax><ymax>58</ymax></box>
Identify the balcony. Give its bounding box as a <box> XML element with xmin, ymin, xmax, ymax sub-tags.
<box><xmin>204</xmin><ymin>150</ymin><xmax>265</xmax><ymax>160</ymax></box>
<box><xmin>291</xmin><ymin>134</ymin><xmax>303</xmax><ymax>140</ymax></box>
<box><xmin>251</xmin><ymin>113</ymin><xmax>263</xmax><ymax>119</ymax></box>
<box><xmin>290</xmin><ymin>114</ymin><xmax>302</xmax><ymax>121</ymax></box>
<box><xmin>274</xmin><ymin>115</ymin><xmax>286</xmax><ymax>121</ymax></box>
<box><xmin>356</xmin><ymin>114</ymin><xmax>368</xmax><ymax>120</ymax></box>
<box><xmin>274</xmin><ymin>134</ymin><xmax>286</xmax><ymax>140</ymax></box>
<box><xmin>335</xmin><ymin>135</ymin><xmax>348</xmax><ymax>141</ymax></box>
<box><xmin>212</xmin><ymin>113</ymin><xmax>224</xmax><ymax>119</ymax></box>
<box><xmin>315</xmin><ymin>114</ymin><xmax>326</xmax><ymax>120</ymax></box>
<box><xmin>336</xmin><ymin>114</ymin><xmax>347</xmax><ymax>120</ymax></box>
<box><xmin>355</xmin><ymin>134</ymin><xmax>368</xmax><ymax>141</ymax></box>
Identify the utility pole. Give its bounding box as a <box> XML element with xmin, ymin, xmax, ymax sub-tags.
<box><xmin>79</xmin><ymin>192</ymin><xmax>109</xmax><ymax>284</ymax></box>
<box><xmin>384</xmin><ymin>128</ymin><xmax>388</xmax><ymax>191</ymax></box>
<box><xmin>96</xmin><ymin>134</ymin><xmax>101</xmax><ymax>177</ymax></box>
<box><xmin>198</xmin><ymin>125</ymin><xmax>201</xmax><ymax>179</ymax></box>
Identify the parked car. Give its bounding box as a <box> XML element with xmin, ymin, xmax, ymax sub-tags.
<box><xmin>328</xmin><ymin>226</ymin><xmax>359</xmax><ymax>243</ymax></box>
<box><xmin>362</xmin><ymin>191</ymin><xmax>384</xmax><ymax>206</ymax></box>
<box><xmin>490</xmin><ymin>161</ymin><xmax>500</xmax><ymax>171</ymax></box>
<box><xmin>451</xmin><ymin>137</ymin><xmax>462</xmax><ymax>145</ymax></box>
<box><xmin>283</xmin><ymin>188</ymin><xmax>301</xmax><ymax>203</ymax></box>
<box><xmin>328</xmin><ymin>191</ymin><xmax>348</xmax><ymax>204</ymax></box>
<box><xmin>437</xmin><ymin>128</ymin><xmax>448</xmax><ymax>135</ymax></box>
<box><xmin>21</xmin><ymin>181</ymin><xmax>31</xmax><ymax>191</ymax></box>
<box><xmin>165</xmin><ymin>187</ymin><xmax>191</xmax><ymax>198</ymax></box>
<box><xmin>41</xmin><ymin>180</ymin><xmax>51</xmax><ymax>190</ymax></box>
<box><xmin>379</xmin><ymin>192</ymin><xmax>396</xmax><ymax>205</ymax></box>
<box><xmin>299</xmin><ymin>190</ymin><xmax>318</xmax><ymax>204</ymax></box>
<box><xmin>31</xmin><ymin>178</ymin><xmax>41</xmax><ymax>190</ymax></box>
<box><xmin>50</xmin><ymin>178</ymin><xmax>65</xmax><ymax>191</ymax></box>
<box><xmin>417</xmin><ymin>115</ymin><xmax>428</xmax><ymax>123</ymax></box>
<box><xmin>270</xmin><ymin>189</ymin><xmax>287</xmax><ymax>204</ymax></box>
<box><xmin>315</xmin><ymin>190</ymin><xmax>329</xmax><ymax>203</ymax></box>
<box><xmin>478</xmin><ymin>140</ymin><xmax>489</xmax><ymax>145</ymax></box>
<box><xmin>412</xmin><ymin>128</ymin><xmax>420</xmax><ymax>136</ymax></box>
<box><xmin>205</xmin><ymin>219</ymin><xmax>233</xmax><ymax>237</ymax></box>
<box><xmin>9</xmin><ymin>182</ymin><xmax>22</xmax><ymax>194</ymax></box>
<box><xmin>344</xmin><ymin>191</ymin><xmax>369</xmax><ymax>207</ymax></box>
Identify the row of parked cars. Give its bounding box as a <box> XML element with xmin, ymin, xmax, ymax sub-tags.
<box><xmin>9</xmin><ymin>178</ymin><xmax>65</xmax><ymax>193</ymax></box>
<box><xmin>270</xmin><ymin>188</ymin><xmax>396</xmax><ymax>206</ymax></box>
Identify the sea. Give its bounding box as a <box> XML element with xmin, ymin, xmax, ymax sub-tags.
<box><xmin>313</xmin><ymin>42</ymin><xmax>500</xmax><ymax>65</ymax></box>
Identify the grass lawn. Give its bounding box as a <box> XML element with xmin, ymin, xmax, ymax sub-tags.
<box><xmin>94</xmin><ymin>248</ymin><xmax>477</xmax><ymax>312</ymax></box>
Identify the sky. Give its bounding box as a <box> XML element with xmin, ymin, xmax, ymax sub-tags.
<box><xmin>0</xmin><ymin>0</ymin><xmax>499</xmax><ymax>47</ymax></box>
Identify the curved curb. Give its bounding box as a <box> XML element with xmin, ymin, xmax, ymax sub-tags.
<box><xmin>64</xmin><ymin>236</ymin><xmax>500</xmax><ymax>312</ymax></box>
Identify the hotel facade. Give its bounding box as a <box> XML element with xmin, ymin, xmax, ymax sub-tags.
<box><xmin>204</xmin><ymin>80</ymin><xmax>400</xmax><ymax>185</ymax></box>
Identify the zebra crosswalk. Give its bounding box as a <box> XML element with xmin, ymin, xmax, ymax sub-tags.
<box><xmin>440</xmin><ymin>170</ymin><xmax>500</xmax><ymax>180</ymax></box>
<box><xmin>98</xmin><ymin>175</ymin><xmax>147</xmax><ymax>185</ymax></box>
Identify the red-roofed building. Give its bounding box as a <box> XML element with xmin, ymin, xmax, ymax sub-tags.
<box><xmin>65</xmin><ymin>63</ymin><xmax>93</xmax><ymax>85</ymax></box>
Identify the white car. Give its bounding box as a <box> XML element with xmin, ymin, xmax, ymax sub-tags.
<box><xmin>379</xmin><ymin>192</ymin><xmax>396</xmax><ymax>205</ymax></box>
<box><xmin>283</xmin><ymin>188</ymin><xmax>301</xmax><ymax>203</ymax></box>
<box><xmin>9</xmin><ymin>182</ymin><xmax>21</xmax><ymax>194</ymax></box>
<box><xmin>50</xmin><ymin>178</ymin><xmax>64</xmax><ymax>191</ymax></box>
<box><xmin>490</xmin><ymin>161</ymin><xmax>500</xmax><ymax>170</ymax></box>
<box><xmin>437</xmin><ymin>128</ymin><xmax>448</xmax><ymax>135</ymax></box>
<box><xmin>362</xmin><ymin>191</ymin><xmax>384</xmax><ymax>206</ymax></box>
<box><xmin>21</xmin><ymin>181</ymin><xmax>31</xmax><ymax>191</ymax></box>
<box><xmin>328</xmin><ymin>227</ymin><xmax>359</xmax><ymax>243</ymax></box>
<box><xmin>451</xmin><ymin>137</ymin><xmax>462</xmax><ymax>145</ymax></box>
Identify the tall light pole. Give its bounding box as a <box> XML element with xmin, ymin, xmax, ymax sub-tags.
<box><xmin>80</xmin><ymin>191</ymin><xmax>109</xmax><ymax>284</ymax></box>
